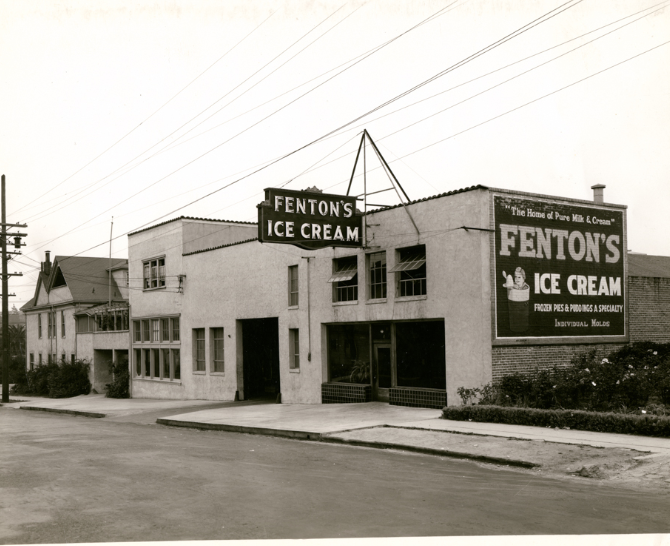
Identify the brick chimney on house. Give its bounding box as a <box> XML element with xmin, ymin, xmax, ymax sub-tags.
<box><xmin>42</xmin><ymin>251</ymin><xmax>51</xmax><ymax>275</ymax></box>
<box><xmin>591</xmin><ymin>184</ymin><xmax>605</xmax><ymax>204</ymax></box>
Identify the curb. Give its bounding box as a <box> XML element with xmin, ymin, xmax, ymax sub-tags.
<box><xmin>156</xmin><ymin>418</ymin><xmax>538</xmax><ymax>468</ymax></box>
<box><xmin>20</xmin><ymin>406</ymin><xmax>106</xmax><ymax>419</ymax></box>
<box><xmin>320</xmin><ymin>435</ymin><xmax>538</xmax><ymax>468</ymax></box>
<box><xmin>155</xmin><ymin>418</ymin><xmax>323</xmax><ymax>441</ymax></box>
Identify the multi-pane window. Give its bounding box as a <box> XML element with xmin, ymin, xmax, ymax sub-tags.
<box><xmin>211</xmin><ymin>328</ymin><xmax>224</xmax><ymax>373</ymax></box>
<box><xmin>171</xmin><ymin>317</ymin><xmax>180</xmax><ymax>341</ymax></box>
<box><xmin>38</xmin><ymin>314</ymin><xmax>42</xmax><ymax>338</ymax></box>
<box><xmin>48</xmin><ymin>312</ymin><xmax>52</xmax><ymax>338</ymax></box>
<box><xmin>30</xmin><ymin>353</ymin><xmax>34</xmax><ymax>370</ymax></box>
<box><xmin>61</xmin><ymin>311</ymin><xmax>66</xmax><ymax>337</ymax></box>
<box><xmin>172</xmin><ymin>350</ymin><xmax>181</xmax><ymax>380</ymax></box>
<box><xmin>391</xmin><ymin>245</ymin><xmax>427</xmax><ymax>297</ymax></box>
<box><xmin>38</xmin><ymin>353</ymin><xmax>43</xmax><ymax>365</ymax></box>
<box><xmin>143</xmin><ymin>257</ymin><xmax>166</xmax><ymax>289</ymax></box>
<box><xmin>289</xmin><ymin>329</ymin><xmax>300</xmax><ymax>370</ymax></box>
<box><xmin>368</xmin><ymin>252</ymin><xmax>387</xmax><ymax>299</ymax></box>
<box><xmin>194</xmin><ymin>329</ymin><xmax>205</xmax><ymax>372</ymax></box>
<box><xmin>162</xmin><ymin>348</ymin><xmax>171</xmax><ymax>379</ymax></box>
<box><xmin>329</xmin><ymin>256</ymin><xmax>358</xmax><ymax>302</ymax></box>
<box><xmin>161</xmin><ymin>318</ymin><xmax>170</xmax><ymax>342</ymax></box>
<box><xmin>288</xmin><ymin>265</ymin><xmax>299</xmax><ymax>307</ymax></box>
<box><xmin>151</xmin><ymin>349</ymin><xmax>160</xmax><ymax>378</ymax></box>
<box><xmin>133</xmin><ymin>316</ymin><xmax>181</xmax><ymax>381</ymax></box>
<box><xmin>52</xmin><ymin>353</ymin><xmax>56</xmax><ymax>364</ymax></box>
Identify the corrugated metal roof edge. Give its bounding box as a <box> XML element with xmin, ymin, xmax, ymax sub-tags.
<box><xmin>183</xmin><ymin>237</ymin><xmax>260</xmax><ymax>257</ymax></box>
<box><xmin>364</xmin><ymin>185</ymin><xmax>488</xmax><ymax>214</ymax></box>
<box><xmin>128</xmin><ymin>216</ymin><xmax>257</xmax><ymax>237</ymax></box>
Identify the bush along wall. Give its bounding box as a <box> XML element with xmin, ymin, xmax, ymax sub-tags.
<box><xmin>105</xmin><ymin>361</ymin><xmax>129</xmax><ymax>399</ymax></box>
<box><xmin>458</xmin><ymin>342</ymin><xmax>670</xmax><ymax>412</ymax></box>
<box><xmin>448</xmin><ymin>342</ymin><xmax>670</xmax><ymax>437</ymax></box>
<box><xmin>12</xmin><ymin>359</ymin><xmax>91</xmax><ymax>398</ymax></box>
<box><xmin>442</xmin><ymin>405</ymin><xmax>670</xmax><ymax>438</ymax></box>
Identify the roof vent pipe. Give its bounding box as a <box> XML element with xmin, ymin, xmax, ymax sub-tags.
<box><xmin>591</xmin><ymin>184</ymin><xmax>605</xmax><ymax>204</ymax></box>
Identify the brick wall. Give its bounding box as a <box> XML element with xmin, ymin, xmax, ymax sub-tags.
<box><xmin>492</xmin><ymin>275</ymin><xmax>670</xmax><ymax>382</ymax></box>
<box><xmin>629</xmin><ymin>276</ymin><xmax>670</xmax><ymax>342</ymax></box>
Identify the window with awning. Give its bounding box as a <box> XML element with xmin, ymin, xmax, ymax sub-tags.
<box><xmin>391</xmin><ymin>245</ymin><xmax>427</xmax><ymax>297</ymax></box>
<box><xmin>329</xmin><ymin>256</ymin><xmax>358</xmax><ymax>302</ymax></box>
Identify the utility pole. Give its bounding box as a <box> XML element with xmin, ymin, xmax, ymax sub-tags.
<box><xmin>1</xmin><ymin>174</ymin><xmax>28</xmax><ymax>403</ymax></box>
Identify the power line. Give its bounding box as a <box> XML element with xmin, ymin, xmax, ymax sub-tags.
<box><xmin>25</xmin><ymin>0</ymin><xmax>572</xmax><ymax>261</ymax></box>
<box><xmin>283</xmin><ymin>0</ymin><xmax>670</xmax><ymax>180</ymax></box>
<box><xmin>10</xmin><ymin>4</ymin><xmax>282</xmax><ymax>218</ymax></box>
<box><xmin>23</xmin><ymin>3</ymin><xmax>350</xmax><ymax>224</ymax></box>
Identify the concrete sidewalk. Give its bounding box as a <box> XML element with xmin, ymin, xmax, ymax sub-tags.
<box><xmin>158</xmin><ymin>401</ymin><xmax>670</xmax><ymax>455</ymax></box>
<box><xmin>4</xmin><ymin>394</ymin><xmax>235</xmax><ymax>418</ymax></box>
<box><xmin>7</xmin><ymin>395</ymin><xmax>670</xmax><ymax>466</ymax></box>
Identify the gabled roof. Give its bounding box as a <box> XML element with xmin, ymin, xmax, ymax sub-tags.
<box><xmin>54</xmin><ymin>256</ymin><xmax>128</xmax><ymax>301</ymax></box>
<box><xmin>628</xmin><ymin>253</ymin><xmax>670</xmax><ymax>279</ymax></box>
<box><xmin>21</xmin><ymin>256</ymin><xmax>129</xmax><ymax>311</ymax></box>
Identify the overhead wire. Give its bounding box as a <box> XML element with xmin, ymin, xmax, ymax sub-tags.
<box><xmin>277</xmin><ymin>0</ymin><xmax>670</xmax><ymax>181</ymax></box>
<box><xmin>23</xmin><ymin>2</ymin><xmax>352</xmax><ymax>223</ymax></box>
<box><xmin>9</xmin><ymin>4</ymin><xmax>282</xmax><ymax>217</ymax></box>
<box><xmin>25</xmin><ymin>0</ymin><xmax>578</xmax><ymax>261</ymax></box>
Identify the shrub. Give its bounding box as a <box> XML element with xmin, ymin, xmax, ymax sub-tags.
<box><xmin>47</xmin><ymin>359</ymin><xmax>91</xmax><ymax>398</ymax></box>
<box><xmin>442</xmin><ymin>405</ymin><xmax>670</xmax><ymax>438</ymax></box>
<box><xmin>460</xmin><ymin>343</ymin><xmax>670</xmax><ymax>414</ymax></box>
<box><xmin>105</xmin><ymin>361</ymin><xmax>129</xmax><ymax>398</ymax></box>
<box><xmin>14</xmin><ymin>359</ymin><xmax>91</xmax><ymax>398</ymax></box>
<box><xmin>27</xmin><ymin>362</ymin><xmax>59</xmax><ymax>395</ymax></box>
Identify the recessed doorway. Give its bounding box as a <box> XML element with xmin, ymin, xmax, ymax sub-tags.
<box><xmin>241</xmin><ymin>318</ymin><xmax>280</xmax><ymax>400</ymax></box>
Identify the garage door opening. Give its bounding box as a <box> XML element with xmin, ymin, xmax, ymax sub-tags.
<box><xmin>241</xmin><ymin>318</ymin><xmax>280</xmax><ymax>400</ymax></box>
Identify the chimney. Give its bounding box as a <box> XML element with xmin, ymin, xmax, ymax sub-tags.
<box><xmin>591</xmin><ymin>184</ymin><xmax>605</xmax><ymax>204</ymax></box>
<box><xmin>43</xmin><ymin>251</ymin><xmax>52</xmax><ymax>276</ymax></box>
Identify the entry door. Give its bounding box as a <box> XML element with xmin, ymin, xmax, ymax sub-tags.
<box><xmin>373</xmin><ymin>344</ymin><xmax>392</xmax><ymax>402</ymax></box>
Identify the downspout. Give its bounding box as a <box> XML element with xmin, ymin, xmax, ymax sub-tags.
<box><xmin>301</xmin><ymin>256</ymin><xmax>312</xmax><ymax>361</ymax></box>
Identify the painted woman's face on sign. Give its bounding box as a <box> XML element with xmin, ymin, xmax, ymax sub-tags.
<box><xmin>514</xmin><ymin>270</ymin><xmax>525</xmax><ymax>289</ymax></box>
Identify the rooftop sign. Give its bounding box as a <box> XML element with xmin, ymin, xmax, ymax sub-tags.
<box><xmin>257</xmin><ymin>188</ymin><xmax>363</xmax><ymax>250</ymax></box>
<box><xmin>493</xmin><ymin>195</ymin><xmax>626</xmax><ymax>342</ymax></box>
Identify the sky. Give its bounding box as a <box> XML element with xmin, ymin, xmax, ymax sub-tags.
<box><xmin>1</xmin><ymin>0</ymin><xmax>669</xmax><ymax>308</ymax></box>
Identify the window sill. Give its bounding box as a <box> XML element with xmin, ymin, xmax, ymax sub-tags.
<box><xmin>395</xmin><ymin>294</ymin><xmax>428</xmax><ymax>302</ymax></box>
<box><xmin>210</xmin><ymin>372</ymin><xmax>225</xmax><ymax>376</ymax></box>
<box><xmin>288</xmin><ymin>305</ymin><xmax>299</xmax><ymax>310</ymax></box>
<box><xmin>193</xmin><ymin>371</ymin><xmax>206</xmax><ymax>375</ymax></box>
<box><xmin>289</xmin><ymin>368</ymin><xmax>300</xmax><ymax>373</ymax></box>
<box><xmin>366</xmin><ymin>298</ymin><xmax>387</xmax><ymax>305</ymax></box>
<box><xmin>134</xmin><ymin>377</ymin><xmax>182</xmax><ymax>385</ymax></box>
<box><xmin>332</xmin><ymin>300</ymin><xmax>358</xmax><ymax>306</ymax></box>
<box><xmin>142</xmin><ymin>286</ymin><xmax>167</xmax><ymax>292</ymax></box>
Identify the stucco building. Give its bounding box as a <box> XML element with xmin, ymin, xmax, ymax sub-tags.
<box><xmin>21</xmin><ymin>253</ymin><xmax>130</xmax><ymax>392</ymax></box>
<box><xmin>127</xmin><ymin>185</ymin><xmax>669</xmax><ymax>408</ymax></box>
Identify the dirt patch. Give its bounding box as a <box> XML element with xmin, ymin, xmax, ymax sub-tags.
<box><xmin>327</xmin><ymin>426</ymin><xmax>670</xmax><ymax>492</ymax></box>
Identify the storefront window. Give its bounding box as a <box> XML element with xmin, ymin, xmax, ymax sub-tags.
<box><xmin>327</xmin><ymin>324</ymin><xmax>370</xmax><ymax>384</ymax></box>
<box><xmin>396</xmin><ymin>321</ymin><xmax>446</xmax><ymax>390</ymax></box>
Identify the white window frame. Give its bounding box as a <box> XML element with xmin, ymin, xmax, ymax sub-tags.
<box><xmin>193</xmin><ymin>328</ymin><xmax>206</xmax><ymax>372</ymax></box>
<box><xmin>288</xmin><ymin>265</ymin><xmax>299</xmax><ymax>307</ymax></box>
<box><xmin>143</xmin><ymin>256</ymin><xmax>166</xmax><ymax>290</ymax></box>
<box><xmin>289</xmin><ymin>329</ymin><xmax>300</xmax><ymax>370</ymax></box>
<box><xmin>367</xmin><ymin>251</ymin><xmax>387</xmax><ymax>300</ymax></box>
<box><xmin>211</xmin><ymin>327</ymin><xmax>224</xmax><ymax>373</ymax></box>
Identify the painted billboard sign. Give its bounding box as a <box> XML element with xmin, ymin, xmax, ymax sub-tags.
<box><xmin>493</xmin><ymin>195</ymin><xmax>625</xmax><ymax>339</ymax></box>
<box><xmin>258</xmin><ymin>188</ymin><xmax>363</xmax><ymax>250</ymax></box>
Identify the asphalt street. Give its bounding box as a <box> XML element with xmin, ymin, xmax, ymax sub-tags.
<box><xmin>1</xmin><ymin>407</ymin><xmax>669</xmax><ymax>543</ymax></box>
